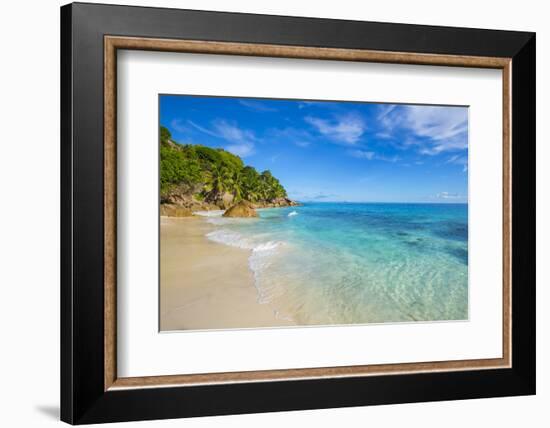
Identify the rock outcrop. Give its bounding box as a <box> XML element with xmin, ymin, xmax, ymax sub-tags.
<box><xmin>206</xmin><ymin>191</ymin><xmax>235</xmax><ymax>209</ymax></box>
<box><xmin>160</xmin><ymin>204</ymin><xmax>193</xmax><ymax>217</ymax></box>
<box><xmin>163</xmin><ymin>192</ymin><xmax>219</xmax><ymax>212</ymax></box>
<box><xmin>161</xmin><ymin>192</ymin><xmax>299</xmax><ymax>218</ymax></box>
<box><xmin>222</xmin><ymin>201</ymin><xmax>258</xmax><ymax>218</ymax></box>
<box><xmin>252</xmin><ymin>197</ymin><xmax>300</xmax><ymax>208</ymax></box>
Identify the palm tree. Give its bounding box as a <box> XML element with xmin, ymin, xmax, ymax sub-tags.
<box><xmin>204</xmin><ymin>165</ymin><xmax>233</xmax><ymax>200</ymax></box>
<box><xmin>257</xmin><ymin>179</ymin><xmax>270</xmax><ymax>201</ymax></box>
<box><xmin>240</xmin><ymin>166</ymin><xmax>260</xmax><ymax>202</ymax></box>
<box><xmin>231</xmin><ymin>169</ymin><xmax>243</xmax><ymax>201</ymax></box>
<box><xmin>260</xmin><ymin>170</ymin><xmax>278</xmax><ymax>201</ymax></box>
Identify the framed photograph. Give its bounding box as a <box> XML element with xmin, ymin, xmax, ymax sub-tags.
<box><xmin>61</xmin><ymin>2</ymin><xmax>535</xmax><ymax>424</ymax></box>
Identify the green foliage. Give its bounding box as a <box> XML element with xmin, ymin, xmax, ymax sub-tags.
<box><xmin>204</xmin><ymin>164</ymin><xmax>234</xmax><ymax>197</ymax></box>
<box><xmin>159</xmin><ymin>126</ymin><xmax>288</xmax><ymax>202</ymax></box>
<box><xmin>160</xmin><ymin>145</ymin><xmax>201</xmax><ymax>195</ymax></box>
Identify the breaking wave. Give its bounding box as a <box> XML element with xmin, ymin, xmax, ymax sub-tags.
<box><xmin>205</xmin><ymin>229</ymin><xmax>284</xmax><ymax>304</ymax></box>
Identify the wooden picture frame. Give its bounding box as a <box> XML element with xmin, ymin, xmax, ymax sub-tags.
<box><xmin>61</xmin><ymin>2</ymin><xmax>535</xmax><ymax>424</ymax></box>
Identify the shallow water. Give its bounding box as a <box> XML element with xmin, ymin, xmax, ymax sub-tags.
<box><xmin>201</xmin><ymin>202</ymin><xmax>468</xmax><ymax>325</ymax></box>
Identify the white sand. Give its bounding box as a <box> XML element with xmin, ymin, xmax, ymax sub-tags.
<box><xmin>160</xmin><ymin>216</ymin><xmax>294</xmax><ymax>331</ymax></box>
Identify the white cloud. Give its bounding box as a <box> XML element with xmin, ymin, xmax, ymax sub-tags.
<box><xmin>225</xmin><ymin>142</ymin><xmax>255</xmax><ymax>157</ymax></box>
<box><xmin>297</xmin><ymin>101</ymin><xmax>331</xmax><ymax>109</ymax></box>
<box><xmin>378</xmin><ymin>154</ymin><xmax>401</xmax><ymax>163</ymax></box>
<box><xmin>348</xmin><ymin>149</ymin><xmax>375</xmax><ymax>160</ymax></box>
<box><xmin>308</xmin><ymin>192</ymin><xmax>338</xmax><ymax>200</ymax></box>
<box><xmin>406</xmin><ymin>106</ymin><xmax>468</xmax><ymax>142</ymax></box>
<box><xmin>377</xmin><ymin>105</ymin><xmax>468</xmax><ymax>155</ymax></box>
<box><xmin>238</xmin><ymin>99</ymin><xmax>278</xmax><ymax>112</ymax></box>
<box><xmin>375</xmin><ymin>132</ymin><xmax>393</xmax><ymax>140</ymax></box>
<box><xmin>213</xmin><ymin>120</ymin><xmax>256</xmax><ymax>157</ymax></box>
<box><xmin>187</xmin><ymin>120</ymin><xmax>218</xmax><ymax>137</ymax></box>
<box><xmin>186</xmin><ymin>119</ymin><xmax>257</xmax><ymax>157</ymax></box>
<box><xmin>436</xmin><ymin>191</ymin><xmax>462</xmax><ymax>199</ymax></box>
<box><xmin>445</xmin><ymin>154</ymin><xmax>468</xmax><ymax>172</ymax></box>
<box><xmin>170</xmin><ymin>118</ymin><xmax>190</xmax><ymax>134</ymax></box>
<box><xmin>348</xmin><ymin>149</ymin><xmax>400</xmax><ymax>163</ymax></box>
<box><xmin>377</xmin><ymin>104</ymin><xmax>397</xmax><ymax>123</ymax></box>
<box><xmin>305</xmin><ymin>113</ymin><xmax>366</xmax><ymax>145</ymax></box>
<box><xmin>288</xmin><ymin>190</ymin><xmax>340</xmax><ymax>201</ymax></box>
<box><xmin>445</xmin><ymin>154</ymin><xmax>461</xmax><ymax>164</ymax></box>
<box><xmin>268</xmin><ymin>127</ymin><xmax>313</xmax><ymax>148</ymax></box>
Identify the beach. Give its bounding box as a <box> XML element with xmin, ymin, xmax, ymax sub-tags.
<box><xmin>160</xmin><ymin>216</ymin><xmax>295</xmax><ymax>331</ymax></box>
<box><xmin>161</xmin><ymin>203</ymin><xmax>468</xmax><ymax>330</ymax></box>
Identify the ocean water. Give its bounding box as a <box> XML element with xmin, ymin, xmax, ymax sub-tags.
<box><xmin>198</xmin><ymin>202</ymin><xmax>468</xmax><ymax>325</ymax></box>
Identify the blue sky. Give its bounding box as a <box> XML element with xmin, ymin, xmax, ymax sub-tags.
<box><xmin>159</xmin><ymin>95</ymin><xmax>468</xmax><ymax>203</ymax></box>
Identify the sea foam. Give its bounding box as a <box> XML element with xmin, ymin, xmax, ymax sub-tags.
<box><xmin>205</xmin><ymin>229</ymin><xmax>251</xmax><ymax>249</ymax></box>
<box><xmin>288</xmin><ymin>211</ymin><xmax>298</xmax><ymax>217</ymax></box>
<box><xmin>206</xmin><ymin>228</ymin><xmax>283</xmax><ymax>303</ymax></box>
<box><xmin>206</xmin><ymin>229</ymin><xmax>282</xmax><ymax>254</ymax></box>
<box><xmin>193</xmin><ymin>210</ymin><xmax>225</xmax><ymax>217</ymax></box>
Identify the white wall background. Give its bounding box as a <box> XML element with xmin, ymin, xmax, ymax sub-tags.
<box><xmin>0</xmin><ymin>0</ymin><xmax>545</xmax><ymax>426</ymax></box>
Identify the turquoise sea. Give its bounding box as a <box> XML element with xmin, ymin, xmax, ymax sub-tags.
<box><xmin>199</xmin><ymin>202</ymin><xmax>468</xmax><ymax>325</ymax></box>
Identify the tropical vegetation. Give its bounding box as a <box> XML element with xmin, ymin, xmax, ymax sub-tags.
<box><xmin>160</xmin><ymin>126</ymin><xmax>288</xmax><ymax>205</ymax></box>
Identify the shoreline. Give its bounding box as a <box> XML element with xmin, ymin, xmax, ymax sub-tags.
<box><xmin>160</xmin><ymin>215</ymin><xmax>295</xmax><ymax>331</ymax></box>
<box><xmin>160</xmin><ymin>198</ymin><xmax>300</xmax><ymax>218</ymax></box>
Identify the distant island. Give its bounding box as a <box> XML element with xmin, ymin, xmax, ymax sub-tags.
<box><xmin>160</xmin><ymin>126</ymin><xmax>298</xmax><ymax>217</ymax></box>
